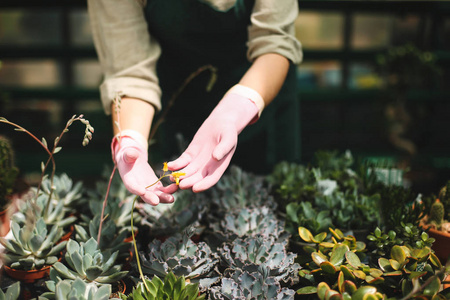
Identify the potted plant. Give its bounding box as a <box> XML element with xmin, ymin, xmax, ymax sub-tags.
<box><xmin>420</xmin><ymin>181</ymin><xmax>450</xmax><ymax>265</ymax></box>
<box><xmin>0</xmin><ymin>217</ymin><xmax>67</xmax><ymax>283</ymax></box>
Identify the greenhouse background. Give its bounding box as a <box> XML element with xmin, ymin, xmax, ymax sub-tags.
<box><xmin>1</xmin><ymin>0</ymin><xmax>450</xmax><ymax>195</ymax></box>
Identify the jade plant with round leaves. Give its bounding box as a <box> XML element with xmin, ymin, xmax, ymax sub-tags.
<box><xmin>296</xmin><ymin>226</ymin><xmax>449</xmax><ymax>299</ymax></box>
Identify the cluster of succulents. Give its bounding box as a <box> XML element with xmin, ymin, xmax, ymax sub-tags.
<box><xmin>138</xmin><ymin>188</ymin><xmax>209</xmax><ymax>239</ymax></box>
<box><xmin>268</xmin><ymin>150</ymin><xmax>387</xmax><ymax>236</ymax></box>
<box><xmin>139</xmin><ymin>226</ymin><xmax>220</xmax><ymax>290</ymax></box>
<box><xmin>296</xmin><ymin>226</ymin><xmax>448</xmax><ymax>299</ymax></box>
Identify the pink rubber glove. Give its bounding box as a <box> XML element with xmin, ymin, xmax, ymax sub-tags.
<box><xmin>167</xmin><ymin>85</ymin><xmax>264</xmax><ymax>192</ymax></box>
<box><xmin>112</xmin><ymin>130</ymin><xmax>178</xmax><ymax>205</ymax></box>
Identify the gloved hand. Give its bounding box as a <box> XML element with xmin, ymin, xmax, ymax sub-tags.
<box><xmin>167</xmin><ymin>85</ymin><xmax>264</xmax><ymax>192</ymax></box>
<box><xmin>112</xmin><ymin>130</ymin><xmax>177</xmax><ymax>205</ymax></box>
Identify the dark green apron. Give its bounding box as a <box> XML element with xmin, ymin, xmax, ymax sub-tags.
<box><xmin>146</xmin><ymin>0</ymin><xmax>300</xmax><ymax>174</ymax></box>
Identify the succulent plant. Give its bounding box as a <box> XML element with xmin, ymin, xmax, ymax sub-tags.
<box><xmin>438</xmin><ymin>181</ymin><xmax>450</xmax><ymax>221</ymax></box>
<box><xmin>210</xmin><ymin>166</ymin><xmax>274</xmax><ymax>213</ymax></box>
<box><xmin>267</xmin><ymin>161</ymin><xmax>317</xmax><ymax>205</ymax></box>
<box><xmin>0</xmin><ymin>281</ymin><xmax>20</xmax><ymax>300</ymax></box>
<box><xmin>218</xmin><ymin>235</ymin><xmax>300</xmax><ymax>285</ymax></box>
<box><xmin>119</xmin><ymin>272</ymin><xmax>205</xmax><ymax>300</ymax></box>
<box><xmin>40</xmin><ymin>173</ymin><xmax>85</xmax><ymax>212</ymax></box>
<box><xmin>428</xmin><ymin>200</ymin><xmax>445</xmax><ymax>229</ymax></box>
<box><xmin>49</xmin><ymin>238</ymin><xmax>128</xmax><ymax>285</ymax></box>
<box><xmin>296</xmin><ymin>226</ymin><xmax>447</xmax><ymax>299</ymax></box>
<box><xmin>207</xmin><ymin>206</ymin><xmax>289</xmax><ymax>246</ymax></box>
<box><xmin>0</xmin><ymin>217</ymin><xmax>67</xmax><ymax>270</ymax></box>
<box><xmin>84</xmin><ymin>194</ymin><xmax>140</xmax><ymax>234</ymax></box>
<box><xmin>209</xmin><ymin>268</ymin><xmax>295</xmax><ymax>300</ymax></box>
<box><xmin>75</xmin><ymin>214</ymin><xmax>132</xmax><ymax>256</ymax></box>
<box><xmin>0</xmin><ymin>135</ymin><xmax>19</xmax><ymax>210</ymax></box>
<box><xmin>40</xmin><ymin>278</ymin><xmax>113</xmax><ymax>300</ymax></box>
<box><xmin>139</xmin><ymin>226</ymin><xmax>219</xmax><ymax>290</ymax></box>
<box><xmin>138</xmin><ymin>189</ymin><xmax>208</xmax><ymax>239</ymax></box>
<box><xmin>12</xmin><ymin>189</ymin><xmax>77</xmax><ymax>229</ymax></box>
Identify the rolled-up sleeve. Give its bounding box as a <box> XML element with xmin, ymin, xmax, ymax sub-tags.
<box><xmin>87</xmin><ymin>0</ymin><xmax>161</xmax><ymax>115</ymax></box>
<box><xmin>247</xmin><ymin>0</ymin><xmax>302</xmax><ymax>64</ymax></box>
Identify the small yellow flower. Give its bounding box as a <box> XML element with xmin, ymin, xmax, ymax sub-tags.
<box><xmin>171</xmin><ymin>172</ymin><xmax>186</xmax><ymax>185</ymax></box>
<box><xmin>162</xmin><ymin>162</ymin><xmax>168</xmax><ymax>172</ymax></box>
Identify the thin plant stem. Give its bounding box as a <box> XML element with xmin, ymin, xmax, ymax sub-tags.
<box><xmin>97</xmin><ymin>165</ymin><xmax>117</xmax><ymax>245</ymax></box>
<box><xmin>131</xmin><ymin>196</ymin><xmax>151</xmax><ymax>293</ymax></box>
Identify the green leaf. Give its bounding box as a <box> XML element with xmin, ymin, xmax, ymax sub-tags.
<box><xmin>5</xmin><ymin>282</ymin><xmax>20</xmax><ymax>300</ymax></box>
<box><xmin>352</xmin><ymin>286</ymin><xmax>378</xmax><ymax>300</ymax></box>
<box><xmin>312</xmin><ymin>252</ymin><xmax>328</xmax><ymax>266</ymax></box>
<box><xmin>95</xmin><ymin>284</ymin><xmax>112</xmax><ymax>300</ymax></box>
<box><xmin>317</xmin><ymin>282</ymin><xmax>330</xmax><ymax>300</ymax></box>
<box><xmin>391</xmin><ymin>245</ymin><xmax>407</xmax><ymax>264</ymax></box>
<box><xmin>340</xmin><ymin>265</ymin><xmax>355</xmax><ymax>280</ymax></box>
<box><xmin>299</xmin><ymin>227</ymin><xmax>314</xmax><ymax>243</ymax></box>
<box><xmin>423</xmin><ymin>276</ymin><xmax>441</xmax><ymax>296</ymax></box>
<box><xmin>53</xmin><ymin>147</ymin><xmax>62</xmax><ymax>154</ymax></box>
<box><xmin>42</xmin><ymin>137</ymin><xmax>48</xmax><ymax>149</ymax></box>
<box><xmin>330</xmin><ymin>244</ymin><xmax>349</xmax><ymax>266</ymax></box>
<box><xmin>346</xmin><ymin>251</ymin><xmax>362</xmax><ymax>268</ymax></box>
<box><xmin>86</xmin><ymin>266</ymin><xmax>103</xmax><ymax>281</ymax></box>
<box><xmin>313</xmin><ymin>232</ymin><xmax>328</xmax><ymax>243</ymax></box>
<box><xmin>321</xmin><ymin>261</ymin><xmax>339</xmax><ymax>274</ymax></box>
<box><xmin>29</xmin><ymin>235</ymin><xmax>44</xmax><ymax>254</ymax></box>
<box><xmin>297</xmin><ymin>286</ymin><xmax>317</xmax><ymax>295</ymax></box>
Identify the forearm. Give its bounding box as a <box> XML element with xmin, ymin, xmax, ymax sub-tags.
<box><xmin>111</xmin><ymin>97</ymin><xmax>155</xmax><ymax>139</ymax></box>
<box><xmin>238</xmin><ymin>53</ymin><xmax>290</xmax><ymax>107</ymax></box>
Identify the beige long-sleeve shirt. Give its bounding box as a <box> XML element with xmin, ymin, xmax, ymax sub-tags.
<box><xmin>87</xmin><ymin>0</ymin><xmax>302</xmax><ymax>115</ymax></box>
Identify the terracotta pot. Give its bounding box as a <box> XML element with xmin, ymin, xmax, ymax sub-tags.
<box><xmin>426</xmin><ymin>226</ymin><xmax>450</xmax><ymax>265</ymax></box>
<box><xmin>3</xmin><ymin>264</ymin><xmax>52</xmax><ymax>283</ymax></box>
